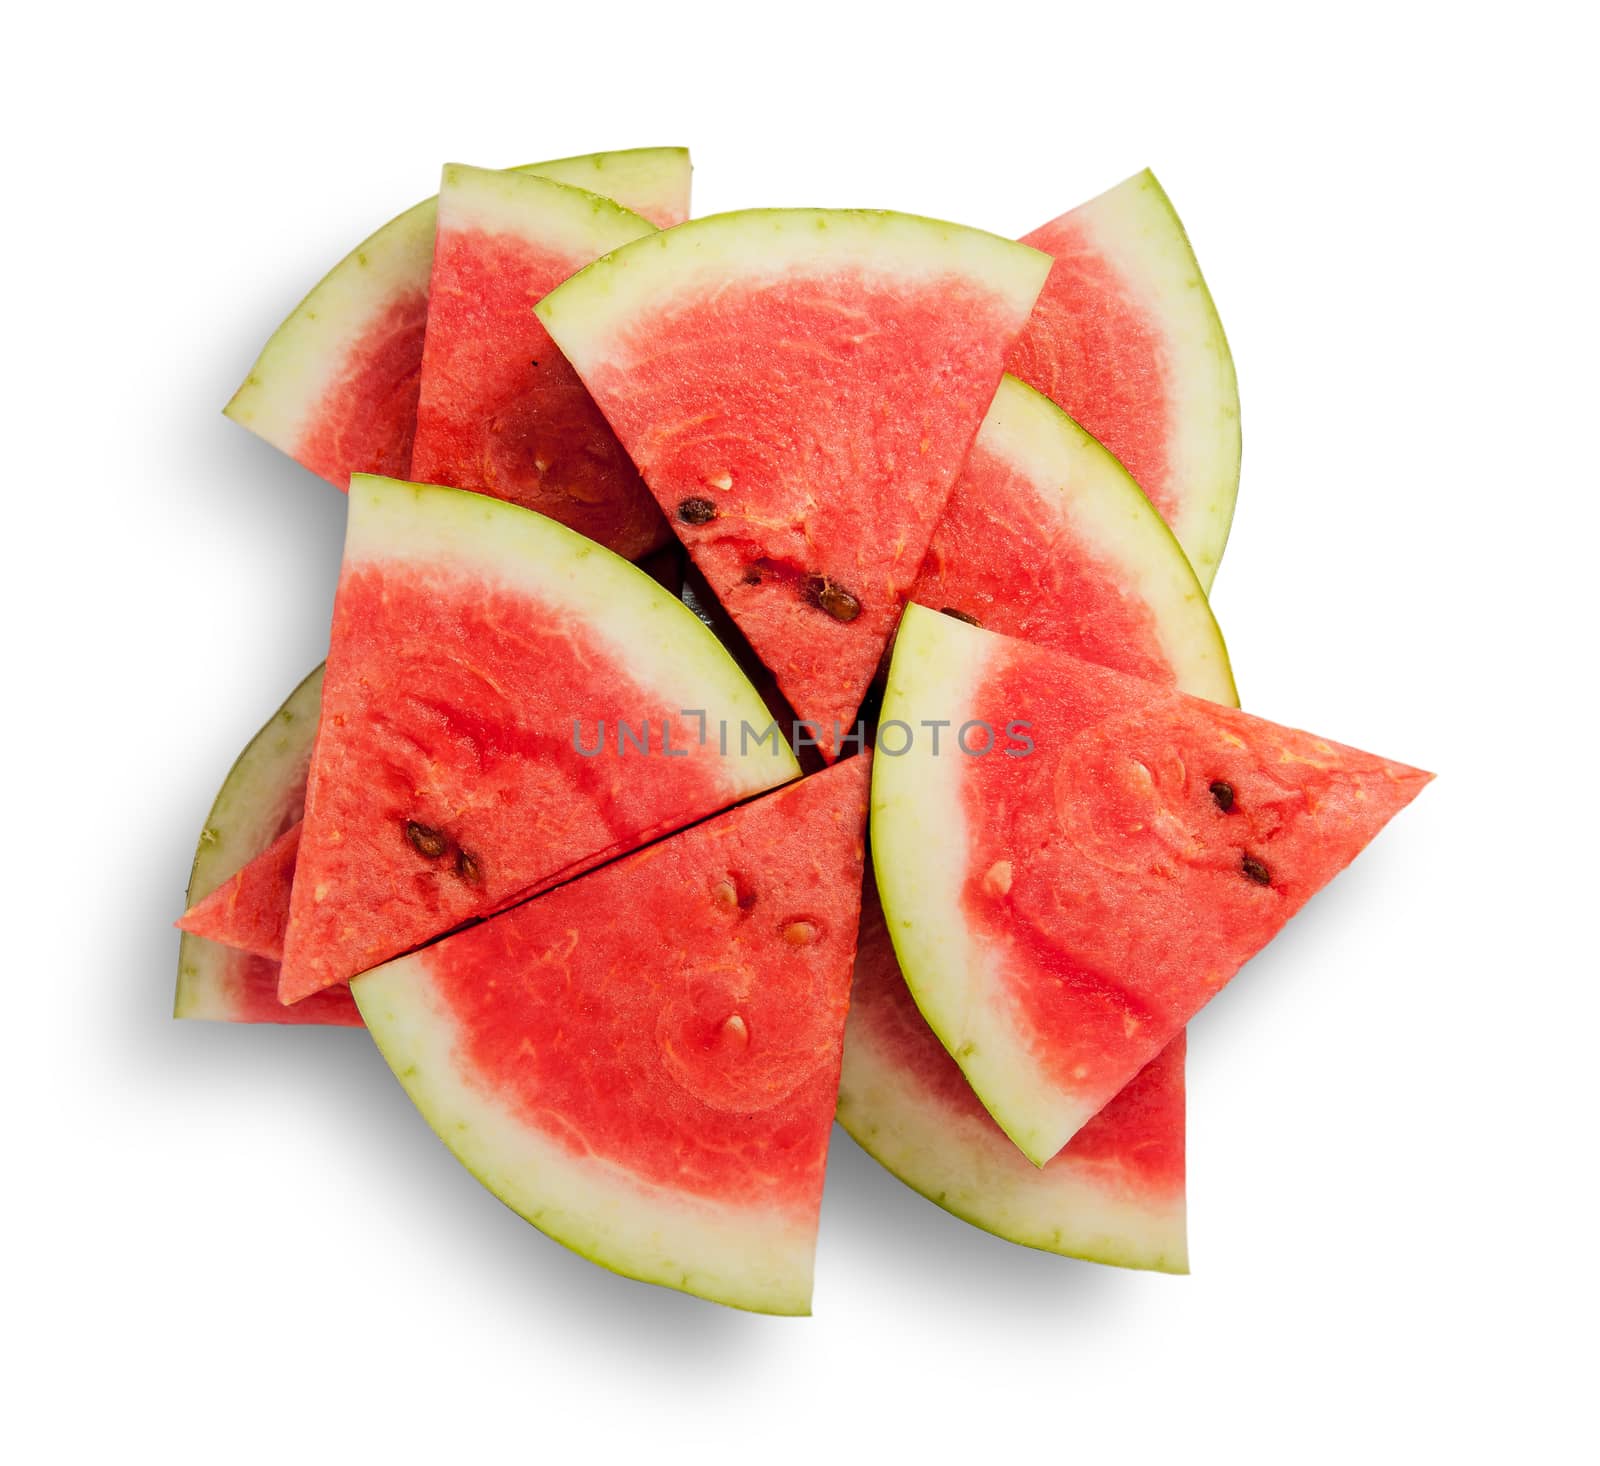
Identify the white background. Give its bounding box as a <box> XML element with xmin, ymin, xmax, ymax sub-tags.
<box><xmin>6</xmin><ymin>4</ymin><xmax>1594</xmax><ymax>1462</ymax></box>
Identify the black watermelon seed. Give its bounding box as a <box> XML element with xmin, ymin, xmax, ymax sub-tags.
<box><xmin>677</xmin><ymin>497</ymin><xmax>718</xmax><ymax>525</ymax></box>
<box><xmin>1210</xmin><ymin>780</ymin><xmax>1236</xmax><ymax>812</ymax></box>
<box><xmin>405</xmin><ymin>821</ymin><xmax>448</xmax><ymax>859</ymax></box>
<box><xmin>1241</xmin><ymin>853</ymin><xmax>1272</xmax><ymax>886</ymax></box>
<box><xmin>807</xmin><ymin>576</ymin><xmax>861</xmax><ymax>622</ymax></box>
<box><xmin>940</xmin><ymin>607</ymin><xmax>981</xmax><ymax>627</ymax></box>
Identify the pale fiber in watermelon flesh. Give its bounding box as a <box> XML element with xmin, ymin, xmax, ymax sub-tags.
<box><xmin>839</xmin><ymin>376</ymin><xmax>1233</xmax><ymax>1261</ymax></box>
<box><xmin>223</xmin><ymin>148</ymin><xmax>691</xmax><ymax>492</ymax></box>
<box><xmin>278</xmin><ymin>476</ymin><xmax>798</xmax><ymax>1003</ymax></box>
<box><xmin>175</xmin><ymin>667</ymin><xmax>359</xmax><ymax>1026</ymax></box>
<box><xmin>537</xmin><ymin>210</ymin><xmax>1052</xmax><ymax>757</ymax></box>
<box><xmin>409</xmin><ymin>166</ymin><xmax>670</xmax><ymax>559</ymax></box>
<box><xmin>875</xmin><ymin>606</ymin><xmax>1430</xmax><ymax>1164</ymax></box>
<box><xmin>1008</xmin><ymin>170</ymin><xmax>1240</xmax><ymax>589</ymax></box>
<box><xmin>841</xmin><ymin>884</ymin><xmax>1187</xmax><ymax>1271</ymax></box>
<box><xmin>354</xmin><ymin>756</ymin><xmax>872</xmax><ymax>1315</ymax></box>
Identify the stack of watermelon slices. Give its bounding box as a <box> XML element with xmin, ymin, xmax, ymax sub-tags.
<box><xmin>179</xmin><ymin>149</ymin><xmax>1430</xmax><ymax>1314</ymax></box>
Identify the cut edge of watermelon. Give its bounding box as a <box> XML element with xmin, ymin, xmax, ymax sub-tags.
<box><xmin>222</xmin><ymin>148</ymin><xmax>692</xmax><ymax>478</ymax></box>
<box><xmin>870</xmin><ymin>606</ymin><xmax>1087</xmax><ymax>1164</ymax></box>
<box><xmin>536</xmin><ymin>207</ymin><xmax>1052</xmax><ymax>376</ymax></box>
<box><xmin>1030</xmin><ymin>170</ymin><xmax>1240</xmax><ymax>589</ymax></box>
<box><xmin>176</xmin><ymin>665</ymin><xmax>325</xmax><ymax>1021</ymax></box>
<box><xmin>971</xmin><ymin>375</ymin><xmax>1237</xmax><ymax>706</ymax></box>
<box><xmin>837</xmin><ymin>1014</ymin><xmax>1188</xmax><ymax>1273</ymax></box>
<box><xmin>353</xmin><ymin>951</ymin><xmax>816</xmax><ymax>1316</ymax></box>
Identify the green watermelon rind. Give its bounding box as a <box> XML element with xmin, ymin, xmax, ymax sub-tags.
<box><xmin>222</xmin><ymin>147</ymin><xmax>691</xmax><ymax>473</ymax></box>
<box><xmin>869</xmin><ymin>606</ymin><xmax>1088</xmax><ymax>1165</ymax></box>
<box><xmin>535</xmin><ymin>207</ymin><xmax>1053</xmax><ymax>377</ymax></box>
<box><xmin>433</xmin><ymin>163</ymin><xmax>656</xmax><ymax>266</ymax></box>
<box><xmin>175</xmin><ymin>665</ymin><xmax>324</xmax><ymax>1021</ymax></box>
<box><xmin>353</xmin><ymin>954</ymin><xmax>816</xmax><ymax>1316</ymax></box>
<box><xmin>1045</xmin><ymin>169</ymin><xmax>1241</xmax><ymax>590</ymax></box>
<box><xmin>835</xmin><ymin>1025</ymin><xmax>1188</xmax><ymax>1273</ymax></box>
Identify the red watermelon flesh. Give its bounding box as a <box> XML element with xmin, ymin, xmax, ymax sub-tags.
<box><xmin>536</xmin><ymin>210</ymin><xmax>1052</xmax><ymax>758</ymax></box>
<box><xmin>278</xmin><ymin>476</ymin><xmax>798</xmax><ymax>1003</ymax></box>
<box><xmin>175</xmin><ymin>666</ymin><xmax>361</xmax><ymax>1027</ymax></box>
<box><xmin>178</xmin><ymin>823</ymin><xmax>300</xmax><ymax>961</ymax></box>
<box><xmin>353</xmin><ymin>755</ymin><xmax>872</xmax><ymax>1314</ymax></box>
<box><xmin>910</xmin><ymin>374</ymin><xmax>1234</xmax><ymax>704</ymax></box>
<box><xmin>841</xmin><ymin>883</ymin><xmax>1186</xmax><ymax>1270</ymax></box>
<box><xmin>874</xmin><ymin>606</ymin><xmax>1431</xmax><ymax>1163</ymax></box>
<box><xmin>223</xmin><ymin>149</ymin><xmax>692</xmax><ymax>492</ymax></box>
<box><xmin>1007</xmin><ymin>171</ymin><xmax>1240</xmax><ymax>590</ymax></box>
<box><xmin>409</xmin><ymin>166</ymin><xmax>670</xmax><ymax>560</ymax></box>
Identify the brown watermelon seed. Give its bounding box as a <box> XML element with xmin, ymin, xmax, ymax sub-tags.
<box><xmin>405</xmin><ymin>821</ymin><xmax>448</xmax><ymax>859</ymax></box>
<box><xmin>742</xmin><ymin>567</ymin><xmax>762</xmax><ymax>585</ymax></box>
<box><xmin>455</xmin><ymin>849</ymin><xmax>482</xmax><ymax>883</ymax></box>
<box><xmin>677</xmin><ymin>497</ymin><xmax>717</xmax><ymax>525</ymax></box>
<box><xmin>940</xmin><ymin>607</ymin><xmax>981</xmax><ymax>627</ymax></box>
<box><xmin>1241</xmin><ymin>853</ymin><xmax>1271</xmax><ymax>886</ymax></box>
<box><xmin>1210</xmin><ymin>780</ymin><xmax>1236</xmax><ymax>812</ymax></box>
<box><xmin>807</xmin><ymin>576</ymin><xmax>861</xmax><ymax>622</ymax></box>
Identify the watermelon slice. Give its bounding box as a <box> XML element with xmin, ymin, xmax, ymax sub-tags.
<box><xmin>175</xmin><ymin>667</ymin><xmax>359</xmax><ymax>1026</ymax></box>
<box><xmin>874</xmin><ymin>605</ymin><xmax>1430</xmax><ymax>1163</ymax></box>
<box><xmin>536</xmin><ymin>210</ymin><xmax>1052</xmax><ymax>757</ymax></box>
<box><xmin>178</xmin><ymin>823</ymin><xmax>299</xmax><ymax>961</ymax></box>
<box><xmin>841</xmin><ymin>884</ymin><xmax>1187</xmax><ymax>1272</ymax></box>
<box><xmin>839</xmin><ymin>375</ymin><xmax>1232</xmax><ymax>1261</ymax></box>
<box><xmin>409</xmin><ymin>166</ymin><xmax>670</xmax><ymax>559</ymax></box>
<box><xmin>354</xmin><ymin>755</ymin><xmax>872</xmax><ymax>1314</ymax></box>
<box><xmin>278</xmin><ymin>475</ymin><xmax>799</xmax><ymax>1002</ymax></box>
<box><xmin>224</xmin><ymin>148</ymin><xmax>691</xmax><ymax>490</ymax></box>
<box><xmin>1008</xmin><ymin>170</ymin><xmax>1240</xmax><ymax>588</ymax></box>
<box><xmin>911</xmin><ymin>373</ymin><xmax>1235</xmax><ymax>703</ymax></box>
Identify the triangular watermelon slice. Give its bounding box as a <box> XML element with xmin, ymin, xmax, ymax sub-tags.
<box><xmin>537</xmin><ymin>210</ymin><xmax>1052</xmax><ymax>757</ymax></box>
<box><xmin>910</xmin><ymin>373</ymin><xmax>1235</xmax><ymax>703</ymax></box>
<box><xmin>1008</xmin><ymin>170</ymin><xmax>1240</xmax><ymax>589</ymax></box>
<box><xmin>409</xmin><ymin>165</ymin><xmax>670</xmax><ymax>559</ymax></box>
<box><xmin>178</xmin><ymin>823</ymin><xmax>299</xmax><ymax>961</ymax></box>
<box><xmin>175</xmin><ymin>666</ymin><xmax>360</xmax><ymax>1026</ymax></box>
<box><xmin>224</xmin><ymin>148</ymin><xmax>691</xmax><ymax>490</ymax></box>
<box><xmin>840</xmin><ymin>883</ymin><xmax>1187</xmax><ymax>1272</ymax></box>
<box><xmin>278</xmin><ymin>476</ymin><xmax>798</xmax><ymax>1002</ymax></box>
<box><xmin>839</xmin><ymin>374</ymin><xmax>1232</xmax><ymax>1262</ymax></box>
<box><xmin>353</xmin><ymin>755</ymin><xmax>872</xmax><ymax>1314</ymax></box>
<box><xmin>874</xmin><ymin>605</ymin><xmax>1430</xmax><ymax>1164</ymax></box>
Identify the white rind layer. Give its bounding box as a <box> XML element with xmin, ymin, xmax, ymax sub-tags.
<box><xmin>175</xmin><ymin>666</ymin><xmax>323</xmax><ymax>1020</ymax></box>
<box><xmin>435</xmin><ymin>165</ymin><xmax>655</xmax><ymax>261</ymax></box>
<box><xmin>1049</xmin><ymin>170</ymin><xmax>1240</xmax><ymax>589</ymax></box>
<box><xmin>870</xmin><ymin>606</ymin><xmax>1091</xmax><ymax>1165</ymax></box>
<box><xmin>223</xmin><ymin>148</ymin><xmax>691</xmax><ymax>466</ymax></box>
<box><xmin>837</xmin><ymin>1013</ymin><xmax>1187</xmax><ymax>1272</ymax></box>
<box><xmin>536</xmin><ymin>208</ymin><xmax>1051</xmax><ymax>376</ymax></box>
<box><xmin>973</xmin><ymin>375</ymin><xmax>1236</xmax><ymax>705</ymax></box>
<box><xmin>354</xmin><ymin>952</ymin><xmax>816</xmax><ymax>1314</ymax></box>
<box><xmin>346</xmin><ymin>476</ymin><xmax>801</xmax><ymax>796</ymax></box>
<box><xmin>525</xmin><ymin>146</ymin><xmax>691</xmax><ymax>231</ymax></box>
